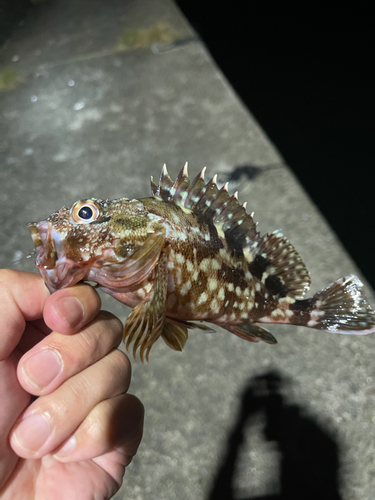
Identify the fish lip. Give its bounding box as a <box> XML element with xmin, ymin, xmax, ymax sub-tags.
<box><xmin>39</xmin><ymin>263</ymin><xmax>88</xmax><ymax>293</ymax></box>
<box><xmin>28</xmin><ymin>220</ymin><xmax>59</xmax><ymax>269</ymax></box>
<box><xmin>29</xmin><ymin>223</ymin><xmax>129</xmax><ymax>294</ymax></box>
<box><xmin>28</xmin><ymin>220</ymin><xmax>89</xmax><ymax>293</ymax></box>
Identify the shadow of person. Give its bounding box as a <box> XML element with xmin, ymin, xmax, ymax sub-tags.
<box><xmin>208</xmin><ymin>372</ymin><xmax>342</xmax><ymax>500</ymax></box>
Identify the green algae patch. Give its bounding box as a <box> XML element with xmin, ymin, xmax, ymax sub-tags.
<box><xmin>0</xmin><ymin>67</ymin><xmax>19</xmax><ymax>91</ymax></box>
<box><xmin>116</xmin><ymin>22</ymin><xmax>179</xmax><ymax>51</ymax></box>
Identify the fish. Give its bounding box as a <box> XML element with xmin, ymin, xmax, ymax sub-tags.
<box><xmin>28</xmin><ymin>164</ymin><xmax>375</xmax><ymax>361</ymax></box>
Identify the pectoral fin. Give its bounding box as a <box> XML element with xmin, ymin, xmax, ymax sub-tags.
<box><xmin>123</xmin><ymin>252</ymin><xmax>168</xmax><ymax>361</ymax></box>
<box><xmin>100</xmin><ymin>228</ymin><xmax>166</xmax><ymax>290</ymax></box>
<box><xmin>225</xmin><ymin>323</ymin><xmax>277</xmax><ymax>344</ymax></box>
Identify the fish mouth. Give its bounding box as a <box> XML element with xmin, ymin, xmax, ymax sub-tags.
<box><xmin>28</xmin><ymin>221</ymin><xmax>88</xmax><ymax>293</ymax></box>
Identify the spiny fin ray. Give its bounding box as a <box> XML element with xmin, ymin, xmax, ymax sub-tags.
<box><xmin>151</xmin><ymin>163</ymin><xmax>258</xmax><ymax>245</ymax></box>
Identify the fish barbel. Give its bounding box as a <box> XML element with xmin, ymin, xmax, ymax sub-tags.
<box><xmin>28</xmin><ymin>164</ymin><xmax>375</xmax><ymax>361</ymax></box>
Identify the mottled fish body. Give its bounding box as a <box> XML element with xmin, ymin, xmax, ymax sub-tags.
<box><xmin>28</xmin><ymin>164</ymin><xmax>375</xmax><ymax>360</ymax></box>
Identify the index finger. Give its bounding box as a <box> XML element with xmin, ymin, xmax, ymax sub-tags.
<box><xmin>0</xmin><ymin>270</ymin><xmax>50</xmax><ymax>361</ymax></box>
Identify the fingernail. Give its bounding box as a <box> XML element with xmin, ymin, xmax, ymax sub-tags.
<box><xmin>12</xmin><ymin>413</ymin><xmax>51</xmax><ymax>452</ymax></box>
<box><xmin>55</xmin><ymin>296</ymin><xmax>84</xmax><ymax>328</ymax></box>
<box><xmin>54</xmin><ymin>435</ymin><xmax>77</xmax><ymax>459</ymax></box>
<box><xmin>22</xmin><ymin>349</ymin><xmax>62</xmax><ymax>390</ymax></box>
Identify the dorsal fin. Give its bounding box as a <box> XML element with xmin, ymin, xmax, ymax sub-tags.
<box><xmin>246</xmin><ymin>230</ymin><xmax>311</xmax><ymax>299</ymax></box>
<box><xmin>151</xmin><ymin>163</ymin><xmax>258</xmax><ymax>240</ymax></box>
<box><xmin>151</xmin><ymin>164</ymin><xmax>310</xmax><ymax>298</ymax></box>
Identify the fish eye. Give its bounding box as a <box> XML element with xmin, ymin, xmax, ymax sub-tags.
<box><xmin>70</xmin><ymin>200</ymin><xmax>101</xmax><ymax>224</ymax></box>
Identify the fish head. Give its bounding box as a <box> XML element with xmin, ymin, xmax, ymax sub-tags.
<box><xmin>28</xmin><ymin>197</ymin><xmax>161</xmax><ymax>293</ymax></box>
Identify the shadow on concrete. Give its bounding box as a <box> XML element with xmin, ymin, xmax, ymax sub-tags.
<box><xmin>225</xmin><ymin>164</ymin><xmax>283</xmax><ymax>182</ymax></box>
<box><xmin>208</xmin><ymin>372</ymin><xmax>342</xmax><ymax>500</ymax></box>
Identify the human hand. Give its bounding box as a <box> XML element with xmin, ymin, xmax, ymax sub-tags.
<box><xmin>0</xmin><ymin>270</ymin><xmax>144</xmax><ymax>500</ymax></box>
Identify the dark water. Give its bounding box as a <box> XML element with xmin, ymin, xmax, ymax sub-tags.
<box><xmin>176</xmin><ymin>2</ymin><xmax>375</xmax><ymax>290</ymax></box>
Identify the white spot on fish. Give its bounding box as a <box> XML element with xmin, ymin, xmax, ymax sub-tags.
<box><xmin>186</xmin><ymin>260</ymin><xmax>194</xmax><ymax>272</ymax></box>
<box><xmin>219</xmin><ymin>248</ymin><xmax>231</xmax><ymax>260</ymax></box>
<box><xmin>211</xmin><ymin>298</ymin><xmax>219</xmax><ymax>313</ymax></box>
<box><xmin>200</xmin><ymin>258</ymin><xmax>210</xmax><ymax>271</ymax></box>
<box><xmin>168</xmin><ymin>275</ymin><xmax>176</xmax><ymax>292</ymax></box>
<box><xmin>176</xmin><ymin>253</ymin><xmax>185</xmax><ymax>264</ymax></box>
<box><xmin>211</xmin><ymin>259</ymin><xmax>221</xmax><ymax>270</ymax></box>
<box><xmin>279</xmin><ymin>296</ymin><xmax>295</xmax><ymax>304</ymax></box>
<box><xmin>172</xmin><ymin>213</ymin><xmax>180</xmax><ymax>224</ymax></box>
<box><xmin>180</xmin><ymin>280</ymin><xmax>192</xmax><ymax>296</ymax></box>
<box><xmin>198</xmin><ymin>292</ymin><xmax>208</xmax><ymax>305</ymax></box>
<box><xmin>208</xmin><ymin>278</ymin><xmax>218</xmax><ymax>291</ymax></box>
<box><xmin>243</xmin><ymin>248</ymin><xmax>254</xmax><ymax>262</ymax></box>
<box><xmin>258</xmin><ymin>316</ymin><xmax>271</xmax><ymax>323</ymax></box>
<box><xmin>271</xmin><ymin>308</ymin><xmax>283</xmax><ymax>317</ymax></box>
<box><xmin>218</xmin><ymin>287</ymin><xmax>225</xmax><ymax>300</ymax></box>
<box><xmin>177</xmin><ymin>231</ymin><xmax>187</xmax><ymax>241</ymax></box>
<box><xmin>176</xmin><ymin>268</ymin><xmax>183</xmax><ymax>285</ymax></box>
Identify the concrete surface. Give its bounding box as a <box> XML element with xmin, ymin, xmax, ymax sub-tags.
<box><xmin>1</xmin><ymin>1</ymin><xmax>375</xmax><ymax>499</ymax></box>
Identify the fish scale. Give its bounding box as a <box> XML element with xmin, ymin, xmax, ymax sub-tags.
<box><xmin>28</xmin><ymin>163</ymin><xmax>375</xmax><ymax>361</ymax></box>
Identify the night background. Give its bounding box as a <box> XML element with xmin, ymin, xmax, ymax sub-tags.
<box><xmin>175</xmin><ymin>1</ymin><xmax>375</xmax><ymax>290</ymax></box>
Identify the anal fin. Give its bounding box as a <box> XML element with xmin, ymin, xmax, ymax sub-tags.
<box><xmin>161</xmin><ymin>322</ymin><xmax>188</xmax><ymax>351</ymax></box>
<box><xmin>161</xmin><ymin>318</ymin><xmax>216</xmax><ymax>351</ymax></box>
<box><xmin>225</xmin><ymin>323</ymin><xmax>278</xmax><ymax>344</ymax></box>
<box><xmin>166</xmin><ymin>317</ymin><xmax>216</xmax><ymax>333</ymax></box>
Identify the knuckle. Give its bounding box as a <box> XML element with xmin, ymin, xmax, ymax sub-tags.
<box><xmin>105</xmin><ymin>349</ymin><xmax>131</xmax><ymax>390</ymax></box>
<box><xmin>95</xmin><ymin>311</ymin><xmax>123</xmax><ymax>341</ymax></box>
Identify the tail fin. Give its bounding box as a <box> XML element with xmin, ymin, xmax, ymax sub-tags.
<box><xmin>301</xmin><ymin>275</ymin><xmax>375</xmax><ymax>334</ymax></box>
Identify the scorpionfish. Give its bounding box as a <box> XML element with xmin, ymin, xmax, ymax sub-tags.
<box><xmin>28</xmin><ymin>164</ymin><xmax>375</xmax><ymax>361</ymax></box>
